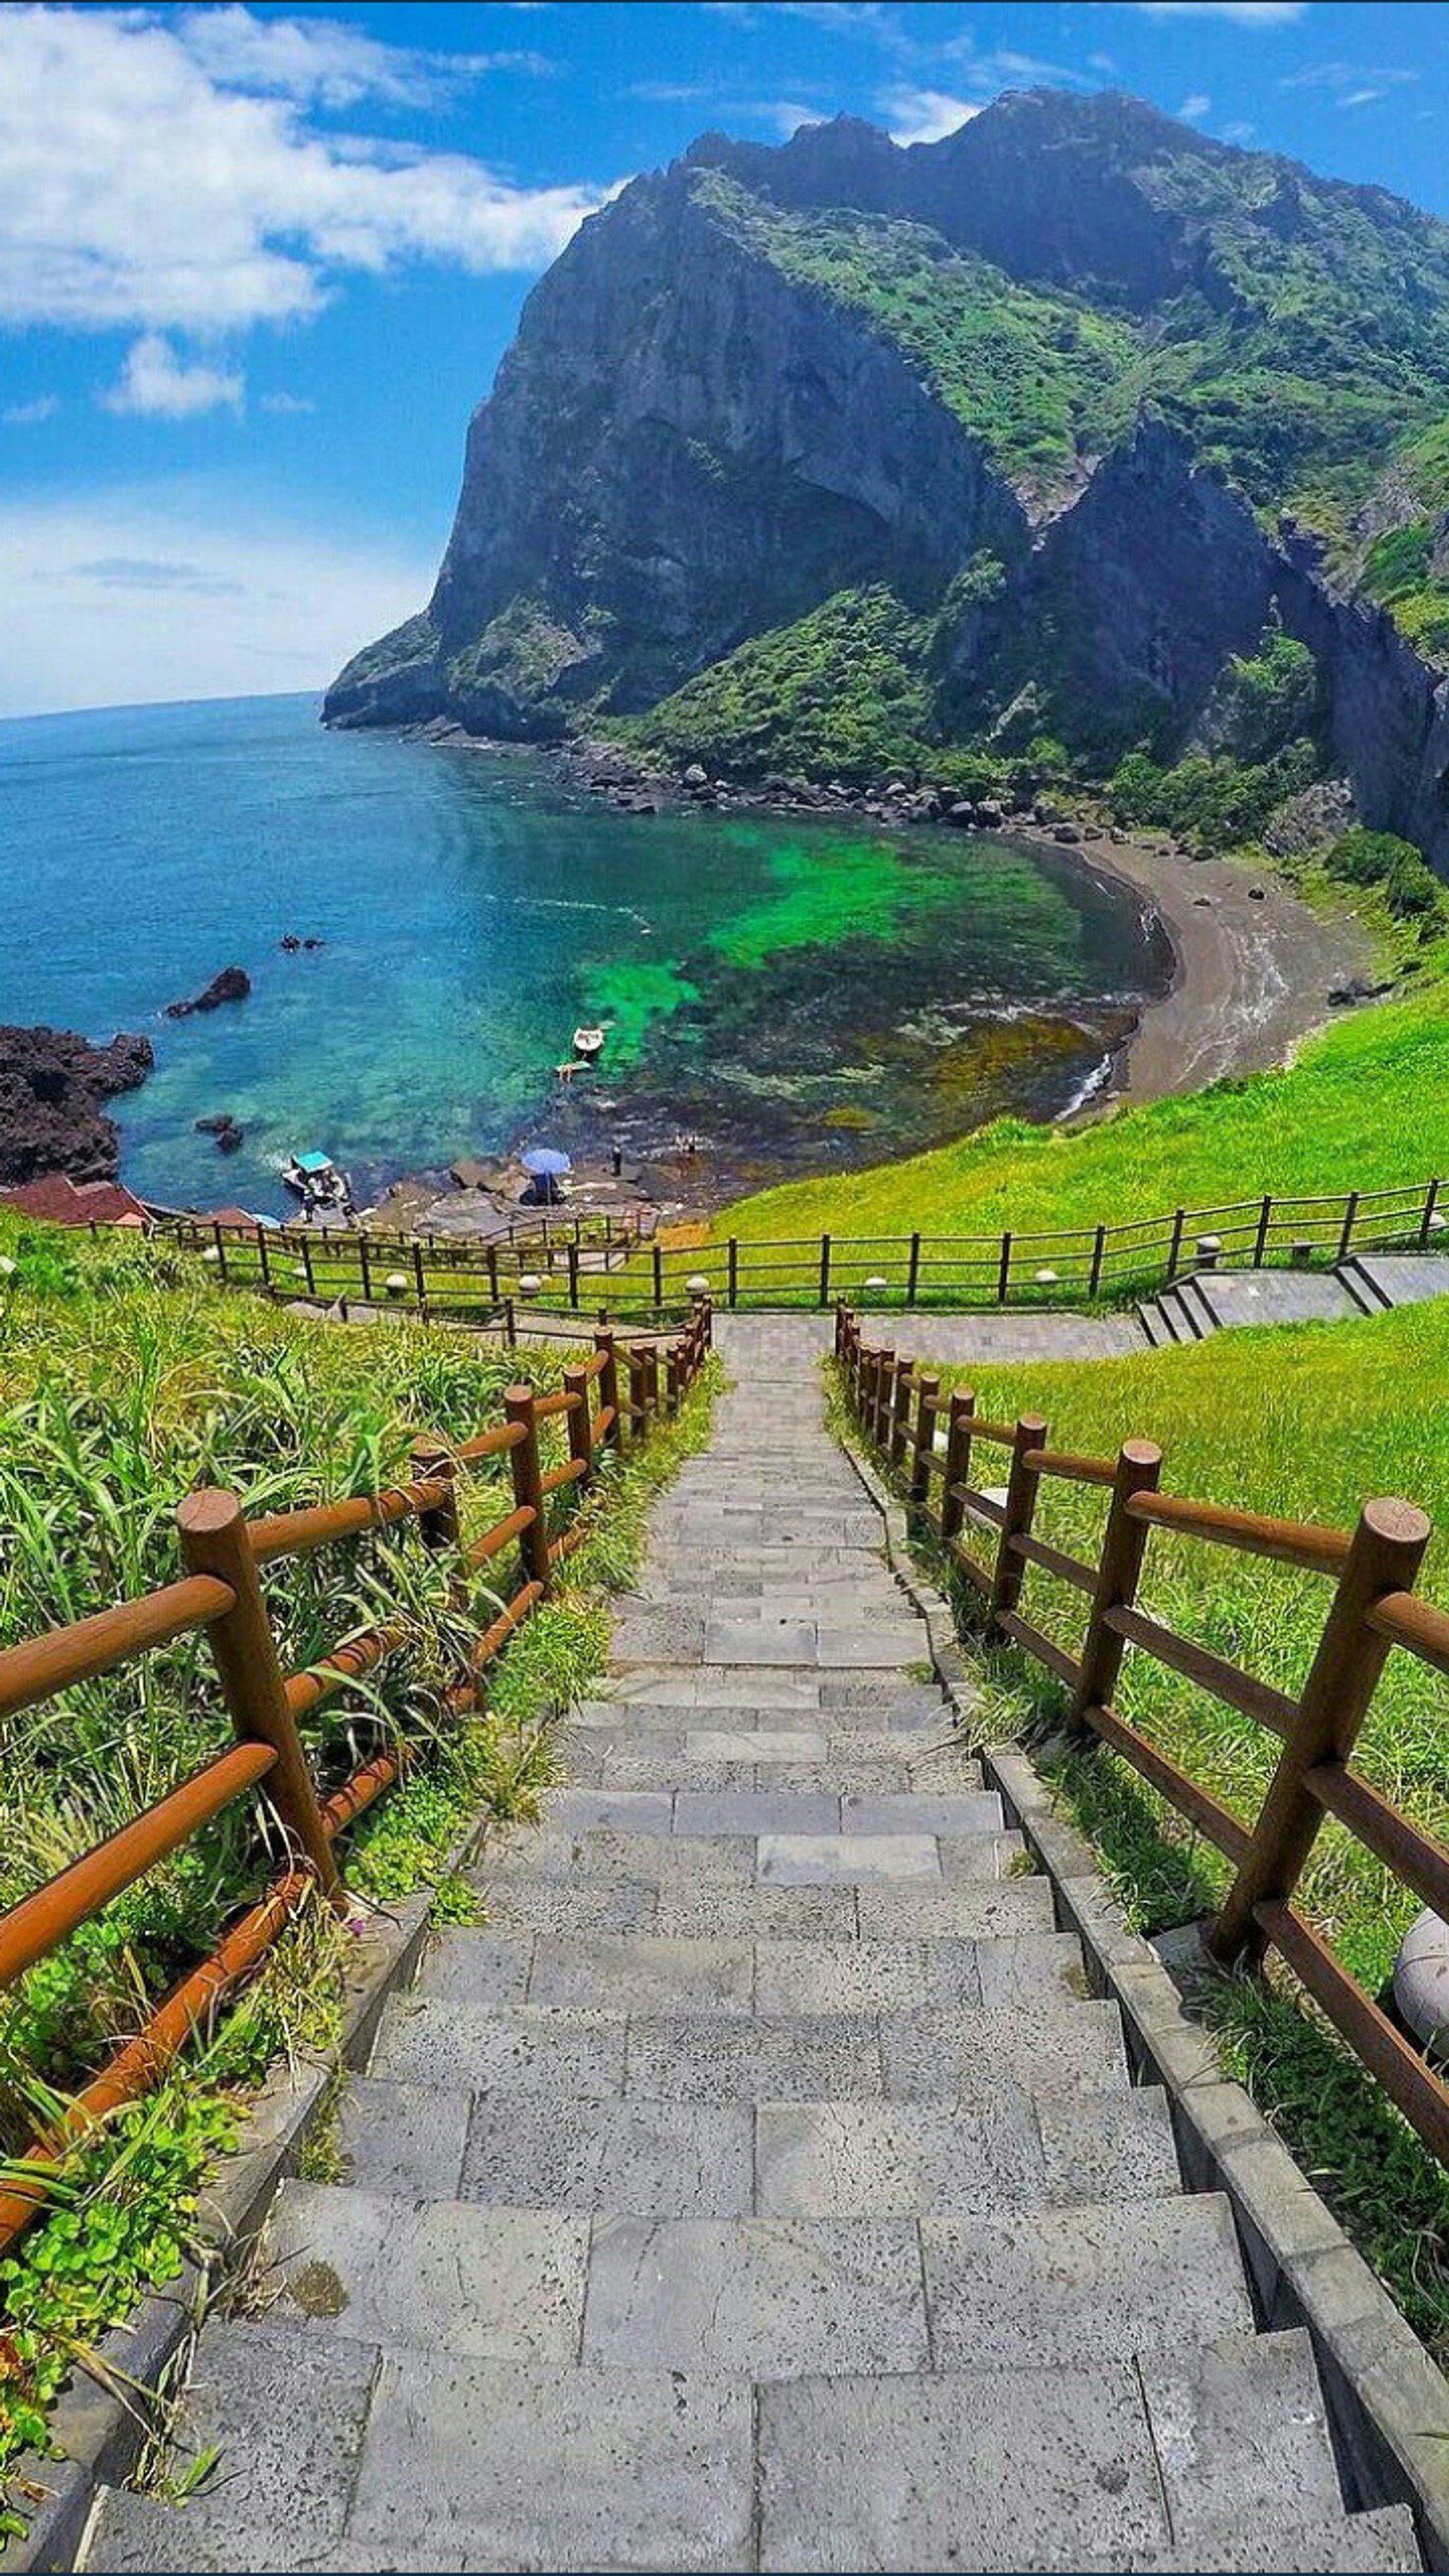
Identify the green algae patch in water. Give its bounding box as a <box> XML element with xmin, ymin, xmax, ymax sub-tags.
<box><xmin>580</xmin><ymin>959</ymin><xmax>702</xmax><ymax>1067</ymax></box>
<box><xmin>706</xmin><ymin>828</ymin><xmax>961</xmax><ymax>968</ymax></box>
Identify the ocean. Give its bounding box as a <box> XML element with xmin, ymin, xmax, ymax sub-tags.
<box><xmin>0</xmin><ymin>692</ymin><xmax>1167</xmax><ymax>1214</ymax></box>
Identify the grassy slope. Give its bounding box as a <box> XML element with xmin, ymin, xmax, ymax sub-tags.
<box><xmin>0</xmin><ymin>1217</ymin><xmax>715</xmax><ymax>2489</ymax></box>
<box><xmin>882</xmin><ymin>1301</ymin><xmax>1449</xmax><ymax>2346</ymax></box>
<box><xmin>720</xmin><ymin>970</ymin><xmax>1449</xmax><ymax>1246</ymax></box>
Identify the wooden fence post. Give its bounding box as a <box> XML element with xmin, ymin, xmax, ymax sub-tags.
<box><xmin>413</xmin><ymin>1242</ymin><xmax>427</xmax><ymax>1308</ymax></box>
<box><xmin>907</xmin><ymin>1233</ymin><xmax>922</xmax><ymax>1308</ymax></box>
<box><xmin>504</xmin><ymin>1384</ymin><xmax>553</xmax><ymax>1598</ymax></box>
<box><xmin>568</xmin><ymin>1242</ymin><xmax>581</xmax><ymax>1310</ymax></box>
<box><xmin>177</xmin><ymin>1490</ymin><xmax>342</xmax><ymax>1900</ymax></box>
<box><xmin>728</xmin><ymin>1239</ymin><xmax>738</xmax><ymax>1310</ymax></box>
<box><xmin>1253</xmin><ymin>1197</ymin><xmax>1272</xmax><ymax>1268</ymax></box>
<box><xmin>909</xmin><ymin>1371</ymin><xmax>938</xmax><ymax>1508</ymax></box>
<box><xmin>1207</xmin><ymin>1495</ymin><xmax>1432</xmax><ymax>1962</ymax></box>
<box><xmin>996</xmin><ymin>1232</ymin><xmax>1012</xmax><ymax>1303</ymax></box>
<box><xmin>939</xmin><ymin>1389</ymin><xmax>976</xmax><ymax>1546</ymax></box>
<box><xmin>872</xmin><ymin>1347</ymin><xmax>895</xmax><ymax>1451</ymax></box>
<box><xmin>631</xmin><ymin>1341</ymin><xmax>657</xmax><ymax>1437</ymax></box>
<box><xmin>1420</xmin><ymin>1177</ymin><xmax>1442</xmax><ymax>1246</ymax></box>
<box><xmin>411</xmin><ymin>1438</ymin><xmax>465</xmax><ymax>1610</ymax></box>
<box><xmin>563</xmin><ymin>1361</ymin><xmax>593</xmax><ymax>1485</ymax></box>
<box><xmin>213</xmin><ymin>1221</ymin><xmax>228</xmax><ymax>1283</ymax></box>
<box><xmin>889</xmin><ymin>1358</ymin><xmax>915</xmax><ymax>1475</ymax></box>
<box><xmin>819</xmin><ymin>1235</ymin><xmax>832</xmax><ymax>1309</ymax></box>
<box><xmin>1338</xmin><ymin>1190</ymin><xmax>1360</xmax><ymax>1266</ymax></box>
<box><xmin>1089</xmin><ymin>1225</ymin><xmax>1106</xmax><ymax>1299</ymax></box>
<box><xmin>256</xmin><ymin>1226</ymin><xmax>271</xmax><ymax>1293</ymax></box>
<box><xmin>1071</xmin><ymin>1439</ymin><xmax>1162</xmax><ymax>1724</ymax></box>
<box><xmin>301</xmin><ymin>1234</ymin><xmax>315</xmax><ymax>1299</ymax></box>
<box><xmin>595</xmin><ymin>1327</ymin><xmax>621</xmax><ymax>1451</ymax></box>
<box><xmin>989</xmin><ymin>1415</ymin><xmax>1048</xmax><ymax>1628</ymax></box>
<box><xmin>652</xmin><ymin>1242</ymin><xmax>664</xmax><ymax>1310</ymax></box>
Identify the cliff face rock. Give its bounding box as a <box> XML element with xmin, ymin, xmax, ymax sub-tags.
<box><xmin>942</xmin><ymin>421</ymin><xmax>1278</xmax><ymax>758</ymax></box>
<box><xmin>326</xmin><ymin>86</ymin><xmax>1449</xmax><ymax>864</ymax></box>
<box><xmin>328</xmin><ymin>169</ymin><xmax>1026</xmax><ymax>735</ymax></box>
<box><xmin>0</xmin><ymin>1026</ymin><xmax>153</xmax><ymax>1188</ymax></box>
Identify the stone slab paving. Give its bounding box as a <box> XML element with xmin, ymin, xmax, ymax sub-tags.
<box><xmin>85</xmin><ymin>1321</ymin><xmax>1422</xmax><ymax>2573</ymax></box>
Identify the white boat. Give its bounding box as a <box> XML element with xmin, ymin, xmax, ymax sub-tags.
<box><xmin>572</xmin><ymin>1025</ymin><xmax>606</xmax><ymax>1060</ymax></box>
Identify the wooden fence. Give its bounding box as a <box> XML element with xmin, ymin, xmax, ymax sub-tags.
<box><xmin>836</xmin><ymin>1302</ymin><xmax>1449</xmax><ymax>2167</ymax></box>
<box><xmin>151</xmin><ymin>1173</ymin><xmax>1448</xmax><ymax>1317</ymax></box>
<box><xmin>0</xmin><ymin>1303</ymin><xmax>712</xmax><ymax>2253</ymax></box>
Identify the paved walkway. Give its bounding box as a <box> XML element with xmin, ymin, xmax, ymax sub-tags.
<box><xmin>86</xmin><ymin>1328</ymin><xmax>1418</xmax><ymax>2571</ymax></box>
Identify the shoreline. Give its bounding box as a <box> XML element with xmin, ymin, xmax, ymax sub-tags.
<box><xmin>413</xmin><ymin>720</ymin><xmax>1377</xmax><ymax>1121</ymax></box>
<box><xmin>1063</xmin><ymin>828</ymin><xmax>1375</xmax><ymax>1110</ymax></box>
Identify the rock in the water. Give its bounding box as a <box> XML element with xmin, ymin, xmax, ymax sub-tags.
<box><xmin>0</xmin><ymin>1025</ymin><xmax>153</xmax><ymax>1187</ymax></box>
<box><xmin>165</xmin><ymin>966</ymin><xmax>252</xmax><ymax>1020</ymax></box>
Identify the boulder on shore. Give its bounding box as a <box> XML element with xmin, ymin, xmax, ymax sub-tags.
<box><xmin>0</xmin><ymin>1024</ymin><xmax>153</xmax><ymax>1187</ymax></box>
<box><xmin>165</xmin><ymin>966</ymin><xmax>251</xmax><ymax>1020</ymax></box>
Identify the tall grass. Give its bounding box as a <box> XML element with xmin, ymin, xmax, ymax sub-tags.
<box><xmin>0</xmin><ymin>1217</ymin><xmax>566</xmax><ymax>2100</ymax></box>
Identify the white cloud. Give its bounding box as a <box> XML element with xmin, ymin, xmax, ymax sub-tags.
<box><xmin>0</xmin><ymin>486</ymin><xmax>436</xmax><ymax>717</ymax></box>
<box><xmin>881</xmin><ymin>87</ymin><xmax>982</xmax><ymax>147</ymax></box>
<box><xmin>3</xmin><ymin>394</ymin><xmax>58</xmax><ymax>426</ymax></box>
<box><xmin>102</xmin><ymin>334</ymin><xmax>245</xmax><ymax>419</ymax></box>
<box><xmin>0</xmin><ymin>6</ymin><xmax>610</xmax><ymax>336</ymax></box>
<box><xmin>1178</xmin><ymin>92</ymin><xmax>1213</xmax><ymax>118</ymax></box>
<box><xmin>259</xmin><ymin>391</ymin><xmax>315</xmax><ymax>415</ymax></box>
<box><xmin>1129</xmin><ymin>3</ymin><xmax>1306</xmax><ymax>23</ymax></box>
<box><xmin>1281</xmin><ymin>61</ymin><xmax>1416</xmax><ymax>102</ymax></box>
<box><xmin>175</xmin><ymin>7</ymin><xmax>555</xmax><ymax>109</ymax></box>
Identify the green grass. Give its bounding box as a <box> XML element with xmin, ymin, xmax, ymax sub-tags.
<box><xmin>0</xmin><ymin>1216</ymin><xmax>717</xmax><ymax>2495</ymax></box>
<box><xmin>849</xmin><ymin>1299</ymin><xmax>1449</xmax><ymax>2349</ymax></box>
<box><xmin>720</xmin><ymin>967</ymin><xmax>1449</xmax><ymax>1250</ymax></box>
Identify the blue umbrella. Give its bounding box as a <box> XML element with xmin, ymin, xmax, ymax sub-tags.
<box><xmin>521</xmin><ymin>1147</ymin><xmax>572</xmax><ymax>1177</ymax></box>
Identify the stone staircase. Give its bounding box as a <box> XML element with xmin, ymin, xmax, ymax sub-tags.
<box><xmin>83</xmin><ymin>1322</ymin><xmax>1421</xmax><ymax>2572</ymax></box>
<box><xmin>1137</xmin><ymin>1251</ymin><xmax>1449</xmax><ymax>1349</ymax></box>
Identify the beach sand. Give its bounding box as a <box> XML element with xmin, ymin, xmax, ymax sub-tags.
<box><xmin>1065</xmin><ymin>834</ymin><xmax>1374</xmax><ymax>1109</ymax></box>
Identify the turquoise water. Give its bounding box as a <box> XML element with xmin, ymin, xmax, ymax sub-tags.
<box><xmin>0</xmin><ymin>693</ymin><xmax>1166</xmax><ymax>1213</ymax></box>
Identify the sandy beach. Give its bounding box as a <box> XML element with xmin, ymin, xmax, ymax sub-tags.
<box><xmin>1063</xmin><ymin>833</ymin><xmax>1375</xmax><ymax>1108</ymax></box>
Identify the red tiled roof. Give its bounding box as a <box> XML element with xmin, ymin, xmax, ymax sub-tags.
<box><xmin>0</xmin><ymin>1174</ymin><xmax>150</xmax><ymax>1227</ymax></box>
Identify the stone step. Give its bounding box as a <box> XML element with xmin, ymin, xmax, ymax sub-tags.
<box><xmin>754</xmin><ymin>2334</ymin><xmax>1378</xmax><ymax>2573</ymax></box>
<box><xmin>538</xmin><ymin>1785</ymin><xmax>1005</xmax><ymax>1840</ymax></box>
<box><xmin>572</xmin><ymin>1687</ymin><xmax>950</xmax><ymax>1731</ymax></box>
<box><xmin>1191</xmin><ymin>1267</ymin><xmax>1358</xmax><ymax>1331</ymax></box>
<box><xmin>1344</xmin><ymin>1251</ymin><xmax>1449</xmax><ymax>1312</ymax></box>
<box><xmin>609</xmin><ymin>1611</ymin><xmax>925</xmax><ymax>1670</ymax></box>
<box><xmin>478</xmin><ymin>1871</ymin><xmax>865</xmax><ymax>1943</ymax></box>
<box><xmin>370</xmin><ymin>1995</ymin><xmax>1127</xmax><ymax>2105</ymax></box>
<box><xmin>82</xmin><ymin>2337</ymin><xmax>1420</xmax><ymax>2576</ymax></box>
<box><xmin>756</xmin><ymin>2086</ymin><xmax>1180</xmax><ymax>2216</ymax></box>
<box><xmin>560</xmin><ymin>1741</ymin><xmax>979</xmax><ymax>1793</ymax></box>
<box><xmin>475</xmin><ymin>1816</ymin><xmax>1019</xmax><ymax>1897</ymax></box>
<box><xmin>410</xmin><ymin>1926</ymin><xmax>1082</xmax><ymax>2018</ymax></box>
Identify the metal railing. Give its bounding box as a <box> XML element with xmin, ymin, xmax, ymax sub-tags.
<box><xmin>836</xmin><ymin>1302</ymin><xmax>1449</xmax><ymax>2167</ymax></box>
<box><xmin>0</xmin><ymin>1302</ymin><xmax>712</xmax><ymax>2251</ymax></box>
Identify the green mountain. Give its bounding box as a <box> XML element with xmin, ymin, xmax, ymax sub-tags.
<box><xmin>326</xmin><ymin>90</ymin><xmax>1449</xmax><ymax>862</ymax></box>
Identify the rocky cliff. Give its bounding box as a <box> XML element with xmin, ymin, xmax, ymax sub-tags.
<box><xmin>326</xmin><ymin>88</ymin><xmax>1449</xmax><ymax>863</ymax></box>
<box><xmin>0</xmin><ymin>1027</ymin><xmax>153</xmax><ymax>1189</ymax></box>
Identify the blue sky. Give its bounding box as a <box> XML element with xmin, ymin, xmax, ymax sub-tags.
<box><xmin>1</xmin><ymin>0</ymin><xmax>1445</xmax><ymax>717</ymax></box>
